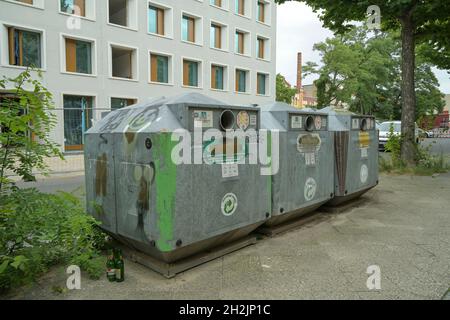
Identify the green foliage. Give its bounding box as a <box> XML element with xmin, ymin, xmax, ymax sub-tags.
<box><xmin>0</xmin><ymin>69</ymin><xmax>63</xmax><ymax>194</ymax></box>
<box><xmin>414</xmin><ymin>146</ymin><xmax>449</xmax><ymax>175</ymax></box>
<box><xmin>384</xmin><ymin>124</ymin><xmax>403</xmax><ymax>167</ymax></box>
<box><xmin>378</xmin><ymin>156</ymin><xmax>393</xmax><ymax>173</ymax></box>
<box><xmin>303</xmin><ymin>28</ymin><xmax>445</xmax><ymax>119</ymax></box>
<box><xmin>0</xmin><ymin>189</ymin><xmax>107</xmax><ymax>293</ymax></box>
<box><xmin>380</xmin><ymin>126</ymin><xmax>449</xmax><ymax>175</ymax></box>
<box><xmin>276</xmin><ymin>74</ymin><xmax>297</xmax><ymax>104</ymax></box>
<box><xmin>275</xmin><ymin>0</ymin><xmax>450</xmax><ymax>166</ymax></box>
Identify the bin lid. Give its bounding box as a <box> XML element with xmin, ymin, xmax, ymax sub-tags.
<box><xmin>259</xmin><ymin>102</ymin><xmax>326</xmax><ymax>115</ymax></box>
<box><xmin>86</xmin><ymin>93</ymin><xmax>243</xmax><ymax>135</ymax></box>
<box><xmin>322</xmin><ymin>107</ymin><xmax>375</xmax><ymax>131</ymax></box>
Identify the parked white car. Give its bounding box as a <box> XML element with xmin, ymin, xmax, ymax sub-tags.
<box><xmin>378</xmin><ymin>121</ymin><xmax>419</xmax><ymax>150</ymax></box>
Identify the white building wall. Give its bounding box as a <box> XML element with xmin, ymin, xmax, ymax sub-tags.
<box><xmin>0</xmin><ymin>0</ymin><xmax>277</xmax><ymax>151</ymax></box>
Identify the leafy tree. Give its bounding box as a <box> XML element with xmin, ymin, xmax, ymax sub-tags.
<box><xmin>0</xmin><ymin>69</ymin><xmax>63</xmax><ymax>193</ymax></box>
<box><xmin>304</xmin><ymin>28</ymin><xmax>444</xmax><ymax>120</ymax></box>
<box><xmin>275</xmin><ymin>0</ymin><xmax>450</xmax><ymax>166</ymax></box>
<box><xmin>276</xmin><ymin>73</ymin><xmax>297</xmax><ymax>104</ymax></box>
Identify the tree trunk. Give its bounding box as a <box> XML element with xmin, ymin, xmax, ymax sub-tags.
<box><xmin>400</xmin><ymin>14</ymin><xmax>417</xmax><ymax>166</ymax></box>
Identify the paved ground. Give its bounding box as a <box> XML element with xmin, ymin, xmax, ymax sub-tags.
<box><xmin>14</xmin><ymin>173</ymin><xmax>85</xmax><ymax>196</ymax></box>
<box><xmin>5</xmin><ymin>172</ymin><xmax>450</xmax><ymax>300</ymax></box>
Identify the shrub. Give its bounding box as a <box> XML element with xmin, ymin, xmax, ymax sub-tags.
<box><xmin>381</xmin><ymin>123</ymin><xmax>449</xmax><ymax>175</ymax></box>
<box><xmin>378</xmin><ymin>156</ymin><xmax>393</xmax><ymax>173</ymax></box>
<box><xmin>0</xmin><ymin>189</ymin><xmax>107</xmax><ymax>293</ymax></box>
<box><xmin>384</xmin><ymin>124</ymin><xmax>404</xmax><ymax>168</ymax></box>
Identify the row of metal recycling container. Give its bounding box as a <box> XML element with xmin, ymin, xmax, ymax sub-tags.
<box><xmin>85</xmin><ymin>93</ymin><xmax>378</xmax><ymax>264</ymax></box>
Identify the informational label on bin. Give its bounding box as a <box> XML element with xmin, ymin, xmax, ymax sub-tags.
<box><xmin>359</xmin><ymin>132</ymin><xmax>371</xmax><ymax>149</ymax></box>
<box><xmin>291</xmin><ymin>116</ymin><xmax>303</xmax><ymax>129</ymax></box>
<box><xmin>222</xmin><ymin>163</ymin><xmax>239</xmax><ymax>178</ymax></box>
<box><xmin>304</xmin><ymin>177</ymin><xmax>317</xmax><ymax>202</ymax></box>
<box><xmin>221</xmin><ymin>193</ymin><xmax>238</xmax><ymax>216</ymax></box>
<box><xmin>314</xmin><ymin>116</ymin><xmax>322</xmax><ymax>130</ymax></box>
<box><xmin>297</xmin><ymin>133</ymin><xmax>322</xmax><ymax>153</ymax></box>
<box><xmin>193</xmin><ymin>110</ymin><xmax>213</xmax><ymax>128</ymax></box>
<box><xmin>361</xmin><ymin>148</ymin><xmax>368</xmax><ymax>158</ymax></box>
<box><xmin>360</xmin><ymin>164</ymin><xmax>369</xmax><ymax>184</ymax></box>
<box><xmin>236</xmin><ymin>111</ymin><xmax>250</xmax><ymax>130</ymax></box>
<box><xmin>305</xmin><ymin>153</ymin><xmax>316</xmax><ymax>166</ymax></box>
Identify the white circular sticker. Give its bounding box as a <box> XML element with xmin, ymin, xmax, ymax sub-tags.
<box><xmin>360</xmin><ymin>164</ymin><xmax>369</xmax><ymax>184</ymax></box>
<box><xmin>236</xmin><ymin>111</ymin><xmax>250</xmax><ymax>130</ymax></box>
<box><xmin>314</xmin><ymin>116</ymin><xmax>322</xmax><ymax>130</ymax></box>
<box><xmin>304</xmin><ymin>178</ymin><xmax>317</xmax><ymax>201</ymax></box>
<box><xmin>221</xmin><ymin>193</ymin><xmax>238</xmax><ymax>216</ymax></box>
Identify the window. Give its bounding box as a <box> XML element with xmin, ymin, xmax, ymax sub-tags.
<box><xmin>210</xmin><ymin>24</ymin><xmax>222</xmax><ymax>49</ymax></box>
<box><xmin>148</xmin><ymin>5</ymin><xmax>164</xmax><ymax>35</ymax></box>
<box><xmin>181</xmin><ymin>13</ymin><xmax>203</xmax><ymax>45</ymax></box>
<box><xmin>210</xmin><ymin>0</ymin><xmax>228</xmax><ymax>10</ymax></box>
<box><xmin>235</xmin><ymin>31</ymin><xmax>244</xmax><ymax>54</ymax></box>
<box><xmin>235</xmin><ymin>30</ymin><xmax>250</xmax><ymax>55</ymax></box>
<box><xmin>10</xmin><ymin>0</ymin><xmax>44</xmax><ymax>8</ymax></box>
<box><xmin>7</xmin><ymin>27</ymin><xmax>41</xmax><ymax>68</ymax></box>
<box><xmin>235</xmin><ymin>0</ymin><xmax>245</xmax><ymax>15</ymax></box>
<box><xmin>60</xmin><ymin>0</ymin><xmax>86</xmax><ymax>17</ymax></box>
<box><xmin>110</xmin><ymin>44</ymin><xmax>138</xmax><ymax>80</ymax></box>
<box><xmin>257</xmin><ymin>73</ymin><xmax>268</xmax><ymax>95</ymax></box>
<box><xmin>182</xmin><ymin>15</ymin><xmax>195</xmax><ymax>42</ymax></box>
<box><xmin>64</xmin><ymin>37</ymin><xmax>93</xmax><ymax>74</ymax></box>
<box><xmin>257</xmin><ymin>36</ymin><xmax>269</xmax><ymax>60</ymax></box>
<box><xmin>211</xmin><ymin>65</ymin><xmax>225</xmax><ymax>90</ymax></box>
<box><xmin>63</xmin><ymin>95</ymin><xmax>93</xmax><ymax>151</ymax></box>
<box><xmin>235</xmin><ymin>69</ymin><xmax>248</xmax><ymax>93</ymax></box>
<box><xmin>108</xmin><ymin>0</ymin><xmax>138</xmax><ymax>29</ymax></box>
<box><xmin>59</xmin><ymin>0</ymin><xmax>95</xmax><ymax>20</ymax></box>
<box><xmin>16</xmin><ymin>0</ymin><xmax>34</xmax><ymax>3</ymax></box>
<box><xmin>111</xmin><ymin>97</ymin><xmax>136</xmax><ymax>110</ymax></box>
<box><xmin>183</xmin><ymin>59</ymin><xmax>199</xmax><ymax>87</ymax></box>
<box><xmin>210</xmin><ymin>21</ymin><xmax>228</xmax><ymax>51</ymax></box>
<box><xmin>257</xmin><ymin>0</ymin><xmax>265</xmax><ymax>23</ymax></box>
<box><xmin>148</xmin><ymin>2</ymin><xmax>173</xmax><ymax>38</ymax></box>
<box><xmin>150</xmin><ymin>53</ymin><xmax>169</xmax><ymax>84</ymax></box>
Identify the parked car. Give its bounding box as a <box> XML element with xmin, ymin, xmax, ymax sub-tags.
<box><xmin>378</xmin><ymin>121</ymin><xmax>420</xmax><ymax>150</ymax></box>
<box><xmin>375</xmin><ymin>121</ymin><xmax>383</xmax><ymax>131</ymax></box>
<box><xmin>417</xmin><ymin>128</ymin><xmax>429</xmax><ymax>139</ymax></box>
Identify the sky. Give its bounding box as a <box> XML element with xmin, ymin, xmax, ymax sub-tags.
<box><xmin>276</xmin><ymin>2</ymin><xmax>450</xmax><ymax>94</ymax></box>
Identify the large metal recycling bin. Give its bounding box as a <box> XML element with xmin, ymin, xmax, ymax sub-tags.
<box><xmin>258</xmin><ymin>102</ymin><xmax>334</xmax><ymax>227</ymax></box>
<box><xmin>322</xmin><ymin>107</ymin><xmax>379</xmax><ymax>205</ymax></box>
<box><xmin>84</xmin><ymin>93</ymin><xmax>271</xmax><ymax>263</ymax></box>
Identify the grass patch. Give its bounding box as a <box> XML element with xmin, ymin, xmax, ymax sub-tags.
<box><xmin>0</xmin><ymin>188</ymin><xmax>108</xmax><ymax>294</ymax></box>
<box><xmin>380</xmin><ymin>126</ymin><xmax>449</xmax><ymax>175</ymax></box>
<box><xmin>379</xmin><ymin>152</ymin><xmax>449</xmax><ymax>175</ymax></box>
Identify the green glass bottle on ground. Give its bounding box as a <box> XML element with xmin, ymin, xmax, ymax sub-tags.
<box><xmin>114</xmin><ymin>249</ymin><xmax>125</xmax><ymax>283</ymax></box>
<box><xmin>106</xmin><ymin>251</ymin><xmax>116</xmax><ymax>282</ymax></box>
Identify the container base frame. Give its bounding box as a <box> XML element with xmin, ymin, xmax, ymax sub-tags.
<box><xmin>257</xmin><ymin>211</ymin><xmax>325</xmax><ymax>237</ymax></box>
<box><xmin>116</xmin><ymin>236</ymin><xmax>257</xmax><ymax>278</ymax></box>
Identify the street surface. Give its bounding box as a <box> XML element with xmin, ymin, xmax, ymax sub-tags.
<box><xmin>7</xmin><ymin>172</ymin><xmax>450</xmax><ymax>300</ymax></box>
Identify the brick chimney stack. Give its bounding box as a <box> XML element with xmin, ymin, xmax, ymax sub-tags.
<box><xmin>297</xmin><ymin>52</ymin><xmax>302</xmax><ymax>94</ymax></box>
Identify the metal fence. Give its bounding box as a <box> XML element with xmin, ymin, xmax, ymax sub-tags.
<box><xmin>53</xmin><ymin>107</ymin><xmax>114</xmax><ymax>151</ymax></box>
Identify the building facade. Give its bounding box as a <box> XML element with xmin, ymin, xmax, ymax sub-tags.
<box><xmin>0</xmin><ymin>0</ymin><xmax>276</xmax><ymax>152</ymax></box>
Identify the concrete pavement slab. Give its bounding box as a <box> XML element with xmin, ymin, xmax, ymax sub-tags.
<box><xmin>5</xmin><ymin>172</ymin><xmax>450</xmax><ymax>300</ymax></box>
